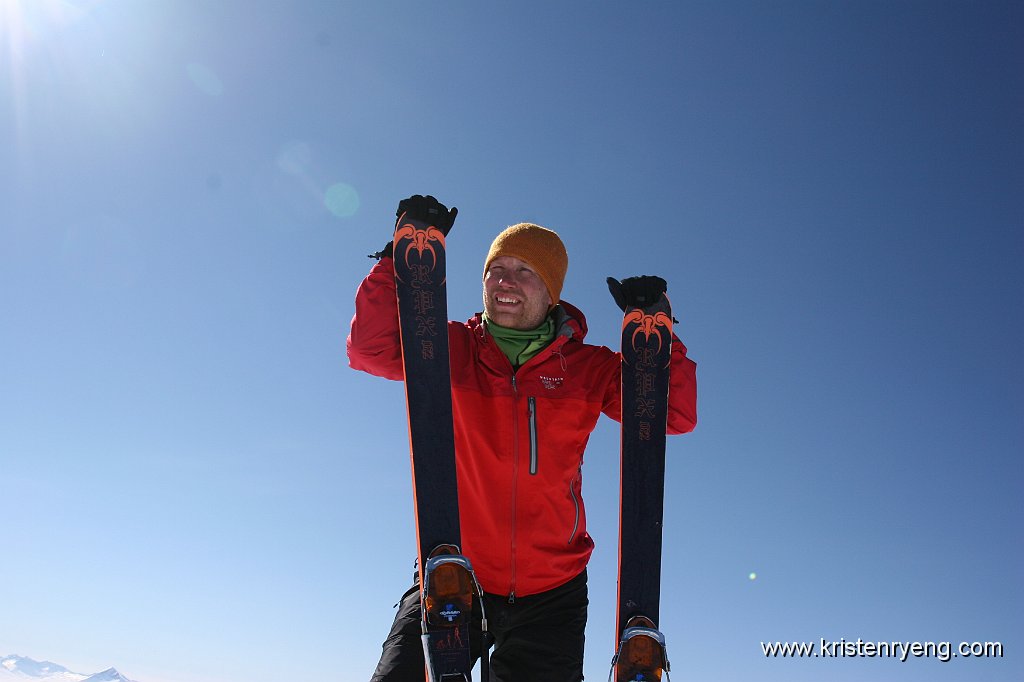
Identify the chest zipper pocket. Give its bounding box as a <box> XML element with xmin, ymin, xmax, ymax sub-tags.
<box><xmin>528</xmin><ymin>397</ymin><xmax>538</xmax><ymax>475</ymax></box>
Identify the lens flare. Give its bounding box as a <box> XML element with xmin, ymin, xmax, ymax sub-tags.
<box><xmin>324</xmin><ymin>182</ymin><xmax>360</xmax><ymax>218</ymax></box>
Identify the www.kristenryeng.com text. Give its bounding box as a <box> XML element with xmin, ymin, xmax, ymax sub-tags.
<box><xmin>761</xmin><ymin>638</ymin><xmax>1003</xmax><ymax>663</ymax></box>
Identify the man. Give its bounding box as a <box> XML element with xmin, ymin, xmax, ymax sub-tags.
<box><xmin>347</xmin><ymin>195</ymin><xmax>697</xmax><ymax>681</ymax></box>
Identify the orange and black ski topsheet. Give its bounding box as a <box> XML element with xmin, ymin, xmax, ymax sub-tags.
<box><xmin>393</xmin><ymin>213</ymin><xmax>472</xmax><ymax>680</ymax></box>
<box><xmin>614</xmin><ymin>297</ymin><xmax>673</xmax><ymax>681</ymax></box>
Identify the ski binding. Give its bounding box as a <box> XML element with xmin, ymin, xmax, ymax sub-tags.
<box><xmin>610</xmin><ymin>616</ymin><xmax>671</xmax><ymax>682</ymax></box>
<box><xmin>421</xmin><ymin>546</ymin><xmax>484</xmax><ymax>681</ymax></box>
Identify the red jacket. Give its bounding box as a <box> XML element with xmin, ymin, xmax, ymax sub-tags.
<box><xmin>347</xmin><ymin>258</ymin><xmax>697</xmax><ymax>598</ymax></box>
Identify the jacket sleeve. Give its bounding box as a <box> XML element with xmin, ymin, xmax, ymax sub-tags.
<box><xmin>600</xmin><ymin>333</ymin><xmax>697</xmax><ymax>436</ymax></box>
<box><xmin>346</xmin><ymin>257</ymin><xmax>404</xmax><ymax>381</ymax></box>
<box><xmin>665</xmin><ymin>334</ymin><xmax>697</xmax><ymax>435</ymax></box>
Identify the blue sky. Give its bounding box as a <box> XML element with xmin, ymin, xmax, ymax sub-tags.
<box><xmin>1</xmin><ymin>1</ymin><xmax>1020</xmax><ymax>681</ymax></box>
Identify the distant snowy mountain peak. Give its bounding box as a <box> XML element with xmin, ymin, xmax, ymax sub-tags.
<box><xmin>82</xmin><ymin>669</ymin><xmax>135</xmax><ymax>682</ymax></box>
<box><xmin>0</xmin><ymin>656</ymin><xmax>76</xmax><ymax>678</ymax></box>
<box><xmin>0</xmin><ymin>656</ymin><xmax>133</xmax><ymax>682</ymax></box>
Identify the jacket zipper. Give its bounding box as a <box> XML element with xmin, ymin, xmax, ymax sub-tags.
<box><xmin>509</xmin><ymin>373</ymin><xmax>519</xmax><ymax>603</ymax></box>
<box><xmin>494</xmin><ymin>338</ymin><xmax>567</xmax><ymax>603</ymax></box>
<box><xmin>528</xmin><ymin>397</ymin><xmax>538</xmax><ymax>475</ymax></box>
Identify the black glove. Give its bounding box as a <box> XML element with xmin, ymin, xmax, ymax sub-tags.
<box><xmin>370</xmin><ymin>194</ymin><xmax>459</xmax><ymax>259</ymax></box>
<box><xmin>368</xmin><ymin>241</ymin><xmax>394</xmax><ymax>260</ymax></box>
<box><xmin>606</xmin><ymin>275</ymin><xmax>668</xmax><ymax>312</ymax></box>
<box><xmin>396</xmin><ymin>194</ymin><xmax>458</xmax><ymax>235</ymax></box>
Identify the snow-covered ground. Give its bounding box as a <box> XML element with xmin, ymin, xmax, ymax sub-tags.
<box><xmin>1</xmin><ymin>656</ymin><xmax>135</xmax><ymax>682</ymax></box>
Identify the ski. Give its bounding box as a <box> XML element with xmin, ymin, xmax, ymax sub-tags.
<box><xmin>393</xmin><ymin>212</ymin><xmax>487</xmax><ymax>682</ymax></box>
<box><xmin>611</xmin><ymin>294</ymin><xmax>673</xmax><ymax>682</ymax></box>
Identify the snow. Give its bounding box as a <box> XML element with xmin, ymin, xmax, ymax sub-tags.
<box><xmin>0</xmin><ymin>656</ymin><xmax>123</xmax><ymax>682</ymax></box>
<box><xmin>82</xmin><ymin>669</ymin><xmax>135</xmax><ymax>682</ymax></box>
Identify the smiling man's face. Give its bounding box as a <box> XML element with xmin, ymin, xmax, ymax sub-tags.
<box><xmin>482</xmin><ymin>255</ymin><xmax>552</xmax><ymax>330</ymax></box>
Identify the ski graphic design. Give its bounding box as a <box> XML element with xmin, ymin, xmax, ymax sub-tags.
<box><xmin>612</xmin><ymin>297</ymin><xmax>673</xmax><ymax>682</ymax></box>
<box><xmin>393</xmin><ymin>213</ymin><xmax>486</xmax><ymax>682</ymax></box>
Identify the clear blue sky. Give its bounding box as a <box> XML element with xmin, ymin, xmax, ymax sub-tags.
<box><xmin>2</xmin><ymin>2</ymin><xmax>1020</xmax><ymax>681</ymax></box>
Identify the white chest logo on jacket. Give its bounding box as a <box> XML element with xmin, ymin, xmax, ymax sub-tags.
<box><xmin>539</xmin><ymin>375</ymin><xmax>564</xmax><ymax>390</ymax></box>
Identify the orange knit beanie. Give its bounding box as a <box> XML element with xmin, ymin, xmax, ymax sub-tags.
<box><xmin>484</xmin><ymin>223</ymin><xmax>569</xmax><ymax>305</ymax></box>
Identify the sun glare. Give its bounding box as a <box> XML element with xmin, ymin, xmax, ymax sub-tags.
<box><xmin>1</xmin><ymin>0</ymin><xmax>94</xmax><ymax>68</ymax></box>
<box><xmin>1</xmin><ymin>0</ymin><xmax>101</xmax><ymax>143</ymax></box>
<box><xmin>1</xmin><ymin>0</ymin><xmax>28</xmax><ymax>63</ymax></box>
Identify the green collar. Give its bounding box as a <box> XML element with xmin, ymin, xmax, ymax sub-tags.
<box><xmin>483</xmin><ymin>314</ymin><xmax>556</xmax><ymax>368</ymax></box>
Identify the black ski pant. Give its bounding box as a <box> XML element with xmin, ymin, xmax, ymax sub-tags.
<box><xmin>370</xmin><ymin>569</ymin><xmax>588</xmax><ymax>682</ymax></box>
